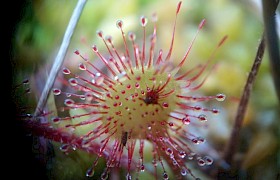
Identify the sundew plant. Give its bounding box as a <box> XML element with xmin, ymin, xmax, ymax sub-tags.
<box><xmin>12</xmin><ymin>0</ymin><xmax>279</xmax><ymax>180</ymax></box>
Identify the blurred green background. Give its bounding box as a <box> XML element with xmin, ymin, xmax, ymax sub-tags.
<box><xmin>12</xmin><ymin>0</ymin><xmax>279</xmax><ymax>179</ymax></box>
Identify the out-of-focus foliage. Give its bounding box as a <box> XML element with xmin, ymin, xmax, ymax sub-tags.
<box><xmin>12</xmin><ymin>0</ymin><xmax>279</xmax><ymax>179</ymax></box>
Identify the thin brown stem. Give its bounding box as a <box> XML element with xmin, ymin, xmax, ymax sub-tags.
<box><xmin>34</xmin><ymin>0</ymin><xmax>87</xmax><ymax>117</ymax></box>
<box><xmin>223</xmin><ymin>33</ymin><xmax>266</xmax><ymax>166</ymax></box>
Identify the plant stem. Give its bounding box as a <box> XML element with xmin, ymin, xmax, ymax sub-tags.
<box><xmin>262</xmin><ymin>0</ymin><xmax>280</xmax><ymax>102</ymax></box>
<box><xmin>34</xmin><ymin>0</ymin><xmax>87</xmax><ymax>117</ymax></box>
<box><xmin>223</xmin><ymin>33</ymin><xmax>266</xmax><ymax>166</ymax></box>
<box><xmin>222</xmin><ymin>0</ymin><xmax>280</xmax><ymax>168</ymax></box>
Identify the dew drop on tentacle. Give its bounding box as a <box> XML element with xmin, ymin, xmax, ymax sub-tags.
<box><xmin>165</xmin><ymin>148</ymin><xmax>173</xmax><ymax>156</ymax></box>
<box><xmin>69</xmin><ymin>78</ymin><xmax>78</xmax><ymax>86</ymax></box>
<box><xmin>74</xmin><ymin>49</ymin><xmax>80</xmax><ymax>55</ymax></box>
<box><xmin>135</xmin><ymin>82</ymin><xmax>140</xmax><ymax>88</ymax></box>
<box><xmin>64</xmin><ymin>99</ymin><xmax>75</xmax><ymax>107</ymax></box>
<box><xmin>53</xmin><ymin>88</ymin><xmax>61</xmax><ymax>95</ymax></box>
<box><xmin>140</xmin><ymin>164</ymin><xmax>145</xmax><ymax>172</ymax></box>
<box><xmin>181</xmin><ymin>167</ymin><xmax>188</xmax><ymax>176</ymax></box>
<box><xmin>216</xmin><ymin>93</ymin><xmax>226</xmax><ymax>101</ymax></box>
<box><xmin>193</xmin><ymin>137</ymin><xmax>205</xmax><ymax>144</ymax></box>
<box><xmin>140</xmin><ymin>16</ymin><xmax>148</xmax><ymax>27</ymax></box>
<box><xmin>79</xmin><ymin>63</ymin><xmax>87</xmax><ymax>70</ymax></box>
<box><xmin>116</xmin><ymin>20</ymin><xmax>123</xmax><ymax>29</ymax></box>
<box><xmin>105</xmin><ymin>35</ymin><xmax>112</xmax><ymax>43</ymax></box>
<box><xmin>96</xmin><ymin>30</ymin><xmax>103</xmax><ymax>38</ymax></box>
<box><xmin>101</xmin><ymin>171</ymin><xmax>109</xmax><ymax>180</ymax></box>
<box><xmin>203</xmin><ymin>156</ymin><xmax>213</xmax><ymax>165</ymax></box>
<box><xmin>59</xmin><ymin>144</ymin><xmax>70</xmax><ymax>152</ymax></box>
<box><xmin>84</xmin><ymin>92</ymin><xmax>94</xmax><ymax>101</ymax></box>
<box><xmin>21</xmin><ymin>79</ymin><xmax>29</xmax><ymax>85</ymax></box>
<box><xmin>188</xmin><ymin>154</ymin><xmax>195</xmax><ymax>160</ymax></box>
<box><xmin>171</xmin><ymin>160</ymin><xmax>177</xmax><ymax>166</ymax></box>
<box><xmin>182</xmin><ymin>117</ymin><xmax>190</xmax><ymax>125</ymax></box>
<box><xmin>168</xmin><ymin>122</ymin><xmax>174</xmax><ymax>127</ymax></box>
<box><xmin>62</xmin><ymin>67</ymin><xmax>71</xmax><ymax>74</ymax></box>
<box><xmin>163</xmin><ymin>172</ymin><xmax>169</xmax><ymax>180</ymax></box>
<box><xmin>126</xmin><ymin>173</ymin><xmax>132</xmax><ymax>180</ymax></box>
<box><xmin>198</xmin><ymin>114</ymin><xmax>207</xmax><ymax>122</ymax></box>
<box><xmin>51</xmin><ymin>117</ymin><xmax>61</xmax><ymax>124</ymax></box>
<box><xmin>92</xmin><ymin>45</ymin><xmax>98</xmax><ymax>52</ymax></box>
<box><xmin>162</xmin><ymin>102</ymin><xmax>169</xmax><ymax>108</ymax></box>
<box><xmin>79</xmin><ymin>95</ymin><xmax>86</xmax><ymax>100</ymax></box>
<box><xmin>86</xmin><ymin>167</ymin><xmax>95</xmax><ymax>177</ymax></box>
<box><xmin>194</xmin><ymin>105</ymin><xmax>202</xmax><ymax>111</ymax></box>
<box><xmin>128</xmin><ymin>32</ymin><xmax>136</xmax><ymax>41</ymax></box>
<box><xmin>178</xmin><ymin>150</ymin><xmax>186</xmax><ymax>158</ymax></box>
<box><xmin>197</xmin><ymin>157</ymin><xmax>206</xmax><ymax>166</ymax></box>
<box><xmin>212</xmin><ymin>108</ymin><xmax>219</xmax><ymax>114</ymax></box>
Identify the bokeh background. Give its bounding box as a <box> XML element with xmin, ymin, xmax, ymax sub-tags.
<box><xmin>11</xmin><ymin>0</ymin><xmax>279</xmax><ymax>179</ymax></box>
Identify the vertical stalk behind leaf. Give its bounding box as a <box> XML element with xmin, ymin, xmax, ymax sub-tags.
<box><xmin>223</xmin><ymin>34</ymin><xmax>265</xmax><ymax>167</ymax></box>
<box><xmin>262</xmin><ymin>0</ymin><xmax>280</xmax><ymax>102</ymax></box>
<box><xmin>34</xmin><ymin>0</ymin><xmax>87</xmax><ymax>117</ymax></box>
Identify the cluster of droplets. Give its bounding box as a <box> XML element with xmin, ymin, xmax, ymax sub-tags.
<box><xmin>47</xmin><ymin>1</ymin><xmax>228</xmax><ymax>179</ymax></box>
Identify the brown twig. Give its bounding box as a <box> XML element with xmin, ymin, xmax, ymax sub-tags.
<box><xmin>222</xmin><ymin>0</ymin><xmax>280</xmax><ymax>169</ymax></box>
<box><xmin>34</xmin><ymin>0</ymin><xmax>87</xmax><ymax>117</ymax></box>
<box><xmin>223</xmin><ymin>33</ymin><xmax>266</xmax><ymax>167</ymax></box>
